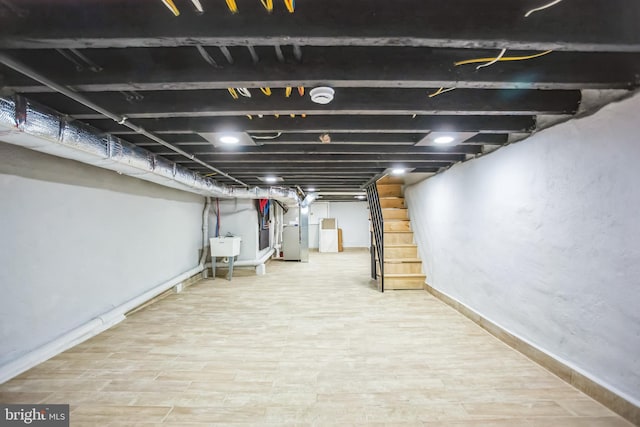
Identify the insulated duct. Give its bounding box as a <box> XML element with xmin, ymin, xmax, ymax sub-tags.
<box><xmin>0</xmin><ymin>96</ymin><xmax>299</xmax><ymax>202</ymax></box>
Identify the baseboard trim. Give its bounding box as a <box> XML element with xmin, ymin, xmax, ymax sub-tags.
<box><xmin>0</xmin><ymin>267</ymin><xmax>205</xmax><ymax>384</ymax></box>
<box><xmin>125</xmin><ymin>271</ymin><xmax>204</xmax><ymax>317</ymax></box>
<box><xmin>423</xmin><ymin>282</ymin><xmax>640</xmax><ymax>425</ymax></box>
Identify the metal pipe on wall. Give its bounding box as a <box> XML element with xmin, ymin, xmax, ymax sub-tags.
<box><xmin>199</xmin><ymin>197</ymin><xmax>212</xmax><ymax>278</ymax></box>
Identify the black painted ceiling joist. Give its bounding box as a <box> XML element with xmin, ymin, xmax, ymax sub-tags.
<box><xmin>27</xmin><ymin>89</ymin><xmax>581</xmax><ymax>119</ymax></box>
<box><xmin>3</xmin><ymin>48</ymin><xmax>639</xmax><ymax>92</ymax></box>
<box><xmin>1</xmin><ymin>0</ymin><xmax>637</xmax><ymax>191</ymax></box>
<box><xmin>126</xmin><ymin>134</ymin><xmax>510</xmax><ymax>146</ymax></box>
<box><xmin>1</xmin><ymin>0</ymin><xmax>638</xmax><ymax>52</ymax></box>
<box><xmin>146</xmin><ymin>144</ymin><xmax>482</xmax><ymax>156</ymax></box>
<box><xmin>127</xmin><ymin>133</ymin><xmax>471</xmax><ymax>145</ymax></box>
<box><xmin>181</xmin><ymin>161</ymin><xmax>457</xmax><ymax>169</ymax></box>
<box><xmin>87</xmin><ymin>115</ymin><xmax>536</xmax><ymax>134</ymax></box>
<box><xmin>194</xmin><ymin>166</ymin><xmax>390</xmax><ymax>172</ymax></box>
<box><xmin>173</xmin><ymin>154</ymin><xmax>465</xmax><ymax>163</ymax></box>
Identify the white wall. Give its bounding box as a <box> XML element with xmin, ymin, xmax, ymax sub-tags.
<box><xmin>329</xmin><ymin>202</ymin><xmax>370</xmax><ymax>248</ymax></box>
<box><xmin>404</xmin><ymin>92</ymin><xmax>640</xmax><ymax>405</ymax></box>
<box><xmin>308</xmin><ymin>202</ymin><xmax>329</xmax><ymax>249</ymax></box>
<box><xmin>0</xmin><ymin>142</ymin><xmax>204</xmax><ymax>368</ymax></box>
<box><xmin>209</xmin><ymin>198</ymin><xmax>260</xmax><ymax>261</ymax></box>
<box><xmin>307</xmin><ymin>201</ymin><xmax>370</xmax><ymax>248</ymax></box>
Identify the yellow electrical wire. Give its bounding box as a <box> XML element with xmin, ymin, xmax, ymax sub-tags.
<box><xmin>260</xmin><ymin>0</ymin><xmax>273</xmax><ymax>12</ymax></box>
<box><xmin>298</xmin><ymin>86</ymin><xmax>305</xmax><ymax>96</ymax></box>
<box><xmin>428</xmin><ymin>87</ymin><xmax>455</xmax><ymax>98</ymax></box>
<box><xmin>225</xmin><ymin>0</ymin><xmax>238</xmax><ymax>13</ymax></box>
<box><xmin>227</xmin><ymin>88</ymin><xmax>239</xmax><ymax>99</ymax></box>
<box><xmin>284</xmin><ymin>0</ymin><xmax>295</xmax><ymax>13</ymax></box>
<box><xmin>260</xmin><ymin>87</ymin><xmax>272</xmax><ymax>96</ymax></box>
<box><xmin>454</xmin><ymin>50</ymin><xmax>553</xmax><ymax>67</ymax></box>
<box><xmin>285</xmin><ymin>87</ymin><xmax>292</xmax><ymax>98</ymax></box>
<box><xmin>161</xmin><ymin>0</ymin><xmax>180</xmax><ymax>16</ymax></box>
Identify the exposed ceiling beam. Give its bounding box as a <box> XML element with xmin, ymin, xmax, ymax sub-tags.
<box><xmin>262</xmin><ymin>178</ymin><xmax>369</xmax><ymax>182</ymax></box>
<box><xmin>121</xmin><ymin>132</ymin><xmax>424</xmax><ymax>145</ymax></box>
<box><xmin>29</xmin><ymin>89</ymin><xmax>581</xmax><ymax>119</ymax></box>
<box><xmin>463</xmin><ymin>134</ymin><xmax>510</xmax><ymax>144</ymax></box>
<box><xmin>190</xmin><ymin>161</ymin><xmax>453</xmax><ymax>168</ymax></box>
<box><xmin>124</xmin><ymin>133</ymin><xmax>511</xmax><ymax>146</ymax></box>
<box><xmin>1</xmin><ymin>0</ymin><xmax>638</xmax><ymax>52</ymax></box>
<box><xmin>194</xmin><ymin>168</ymin><xmax>387</xmax><ymax>174</ymax></box>
<box><xmin>246</xmin><ymin>177</ymin><xmax>371</xmax><ymax>180</ymax></box>
<box><xmin>147</xmin><ymin>144</ymin><xmax>483</xmax><ymax>156</ymax></box>
<box><xmin>194</xmin><ymin>166</ymin><xmax>440</xmax><ymax>177</ymax></box>
<box><xmin>86</xmin><ymin>115</ymin><xmax>536</xmax><ymax>134</ymax></box>
<box><xmin>233</xmin><ymin>177</ymin><xmax>376</xmax><ymax>181</ymax></box>
<box><xmin>175</xmin><ymin>154</ymin><xmax>463</xmax><ymax>163</ymax></box>
<box><xmin>3</xmin><ymin>48</ymin><xmax>638</xmax><ymax>92</ymax></box>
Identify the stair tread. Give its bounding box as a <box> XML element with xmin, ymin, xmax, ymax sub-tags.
<box><xmin>385</xmin><ymin>244</ymin><xmax>417</xmax><ymax>247</ymax></box>
<box><xmin>384</xmin><ymin>258</ymin><xmax>422</xmax><ymax>263</ymax></box>
<box><xmin>385</xmin><ymin>283</ymin><xmax>425</xmax><ymax>290</ymax></box>
<box><xmin>384</xmin><ymin>273</ymin><xmax>427</xmax><ymax>278</ymax></box>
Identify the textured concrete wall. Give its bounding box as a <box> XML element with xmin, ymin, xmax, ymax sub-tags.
<box><xmin>0</xmin><ymin>142</ymin><xmax>203</xmax><ymax>366</ymax></box>
<box><xmin>405</xmin><ymin>92</ymin><xmax>640</xmax><ymax>404</ymax></box>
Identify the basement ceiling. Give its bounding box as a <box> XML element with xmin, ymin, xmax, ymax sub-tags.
<box><xmin>1</xmin><ymin>0</ymin><xmax>639</xmax><ymax>200</ymax></box>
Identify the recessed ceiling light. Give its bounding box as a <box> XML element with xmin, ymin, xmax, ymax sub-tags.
<box><xmin>355</xmin><ymin>195</ymin><xmax>366</xmax><ymax>200</ymax></box>
<box><xmin>414</xmin><ymin>132</ymin><xmax>476</xmax><ymax>147</ymax></box>
<box><xmin>391</xmin><ymin>168</ymin><xmax>406</xmax><ymax>175</ymax></box>
<box><xmin>307</xmin><ymin>187</ymin><xmax>316</xmax><ymax>192</ymax></box>
<box><xmin>219</xmin><ymin>135</ymin><xmax>239</xmax><ymax>144</ymax></box>
<box><xmin>258</xmin><ymin>176</ymin><xmax>284</xmax><ymax>183</ymax></box>
<box><xmin>434</xmin><ymin>136</ymin><xmax>455</xmax><ymax>144</ymax></box>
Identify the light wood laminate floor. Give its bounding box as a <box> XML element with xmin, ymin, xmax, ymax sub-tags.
<box><xmin>0</xmin><ymin>250</ymin><xmax>632</xmax><ymax>426</ymax></box>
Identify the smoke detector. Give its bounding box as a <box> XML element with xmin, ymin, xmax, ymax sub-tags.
<box><xmin>310</xmin><ymin>87</ymin><xmax>335</xmax><ymax>104</ymax></box>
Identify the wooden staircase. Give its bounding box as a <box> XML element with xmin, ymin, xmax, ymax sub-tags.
<box><xmin>376</xmin><ymin>176</ymin><xmax>426</xmax><ymax>290</ymax></box>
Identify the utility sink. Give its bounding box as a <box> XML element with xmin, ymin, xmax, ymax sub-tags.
<box><xmin>209</xmin><ymin>236</ymin><xmax>241</xmax><ymax>281</ymax></box>
<box><xmin>209</xmin><ymin>236</ymin><xmax>241</xmax><ymax>257</ymax></box>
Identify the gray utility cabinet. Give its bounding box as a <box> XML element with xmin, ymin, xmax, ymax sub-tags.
<box><xmin>282</xmin><ymin>205</ymin><xmax>309</xmax><ymax>262</ymax></box>
<box><xmin>283</xmin><ymin>225</ymin><xmax>301</xmax><ymax>261</ymax></box>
